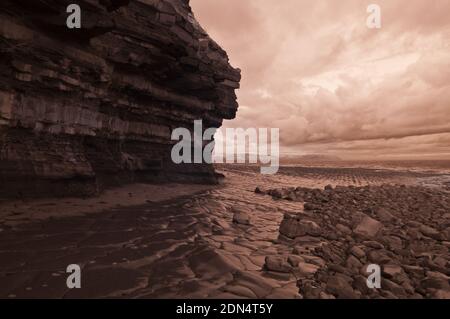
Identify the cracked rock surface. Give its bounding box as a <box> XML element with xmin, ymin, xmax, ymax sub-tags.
<box><xmin>0</xmin><ymin>164</ymin><xmax>448</xmax><ymax>299</ymax></box>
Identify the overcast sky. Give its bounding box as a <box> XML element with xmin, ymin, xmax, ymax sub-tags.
<box><xmin>190</xmin><ymin>0</ymin><xmax>450</xmax><ymax>159</ymax></box>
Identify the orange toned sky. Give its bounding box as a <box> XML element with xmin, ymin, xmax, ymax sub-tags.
<box><xmin>190</xmin><ymin>0</ymin><xmax>450</xmax><ymax>160</ymax></box>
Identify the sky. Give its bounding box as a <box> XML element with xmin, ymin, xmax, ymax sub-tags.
<box><xmin>190</xmin><ymin>0</ymin><xmax>450</xmax><ymax>160</ymax></box>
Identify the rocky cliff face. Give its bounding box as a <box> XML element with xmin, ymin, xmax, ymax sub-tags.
<box><xmin>0</xmin><ymin>0</ymin><xmax>240</xmax><ymax>198</ymax></box>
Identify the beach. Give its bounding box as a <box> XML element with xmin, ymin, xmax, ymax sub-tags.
<box><xmin>0</xmin><ymin>161</ymin><xmax>449</xmax><ymax>298</ymax></box>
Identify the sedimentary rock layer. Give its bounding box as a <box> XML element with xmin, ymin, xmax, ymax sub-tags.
<box><xmin>0</xmin><ymin>0</ymin><xmax>240</xmax><ymax>197</ymax></box>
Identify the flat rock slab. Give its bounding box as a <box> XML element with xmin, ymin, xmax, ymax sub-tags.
<box><xmin>353</xmin><ymin>216</ymin><xmax>383</xmax><ymax>238</ymax></box>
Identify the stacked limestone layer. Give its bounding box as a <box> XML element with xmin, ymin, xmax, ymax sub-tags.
<box><xmin>0</xmin><ymin>0</ymin><xmax>240</xmax><ymax>197</ymax></box>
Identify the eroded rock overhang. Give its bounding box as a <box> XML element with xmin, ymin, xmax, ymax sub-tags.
<box><xmin>0</xmin><ymin>0</ymin><xmax>241</xmax><ymax>197</ymax></box>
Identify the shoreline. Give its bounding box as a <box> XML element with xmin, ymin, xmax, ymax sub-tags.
<box><xmin>0</xmin><ymin>165</ymin><xmax>449</xmax><ymax>298</ymax></box>
<box><xmin>0</xmin><ymin>183</ymin><xmax>215</xmax><ymax>227</ymax></box>
<box><xmin>2</xmin><ymin>163</ymin><xmax>449</xmax><ymax>228</ymax></box>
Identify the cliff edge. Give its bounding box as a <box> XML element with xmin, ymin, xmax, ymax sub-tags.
<box><xmin>0</xmin><ymin>0</ymin><xmax>240</xmax><ymax>197</ymax></box>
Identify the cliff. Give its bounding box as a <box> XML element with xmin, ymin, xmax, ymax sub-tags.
<box><xmin>0</xmin><ymin>0</ymin><xmax>240</xmax><ymax>198</ymax></box>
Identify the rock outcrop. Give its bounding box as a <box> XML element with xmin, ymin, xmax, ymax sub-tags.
<box><xmin>0</xmin><ymin>0</ymin><xmax>240</xmax><ymax>197</ymax></box>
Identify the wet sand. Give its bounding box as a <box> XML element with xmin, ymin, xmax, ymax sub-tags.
<box><xmin>0</xmin><ymin>163</ymin><xmax>449</xmax><ymax>298</ymax></box>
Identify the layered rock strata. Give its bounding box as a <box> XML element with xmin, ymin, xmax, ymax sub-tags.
<box><xmin>0</xmin><ymin>0</ymin><xmax>240</xmax><ymax>197</ymax></box>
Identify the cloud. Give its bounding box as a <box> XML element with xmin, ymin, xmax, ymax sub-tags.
<box><xmin>191</xmin><ymin>0</ymin><xmax>450</xmax><ymax>159</ymax></box>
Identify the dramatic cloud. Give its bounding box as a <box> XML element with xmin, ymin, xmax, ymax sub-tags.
<box><xmin>191</xmin><ymin>0</ymin><xmax>450</xmax><ymax>159</ymax></box>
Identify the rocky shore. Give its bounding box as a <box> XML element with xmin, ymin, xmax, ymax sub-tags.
<box><xmin>257</xmin><ymin>184</ymin><xmax>450</xmax><ymax>299</ymax></box>
<box><xmin>0</xmin><ymin>164</ymin><xmax>448</xmax><ymax>299</ymax></box>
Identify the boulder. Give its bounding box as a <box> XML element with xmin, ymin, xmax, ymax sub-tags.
<box><xmin>325</xmin><ymin>275</ymin><xmax>360</xmax><ymax>299</ymax></box>
<box><xmin>349</xmin><ymin>246</ymin><xmax>366</xmax><ymax>259</ymax></box>
<box><xmin>270</xmin><ymin>188</ymin><xmax>294</xmax><ymax>199</ymax></box>
<box><xmin>432</xmin><ymin>289</ymin><xmax>450</xmax><ymax>299</ymax></box>
<box><xmin>354</xmin><ymin>216</ymin><xmax>383</xmax><ymax>238</ymax></box>
<box><xmin>233</xmin><ymin>212</ymin><xmax>251</xmax><ymax>225</ymax></box>
<box><xmin>382</xmin><ymin>264</ymin><xmax>404</xmax><ymax>280</ymax></box>
<box><xmin>264</xmin><ymin>256</ymin><xmax>292</xmax><ymax>273</ymax></box>
<box><xmin>336</xmin><ymin>224</ymin><xmax>352</xmax><ymax>236</ymax></box>
<box><xmin>419</xmin><ymin>225</ymin><xmax>441</xmax><ymax>240</ymax></box>
<box><xmin>346</xmin><ymin>255</ymin><xmax>363</xmax><ymax>269</ymax></box>
<box><xmin>297</xmin><ymin>262</ymin><xmax>320</xmax><ymax>277</ymax></box>
<box><xmin>421</xmin><ymin>272</ymin><xmax>450</xmax><ymax>290</ymax></box>
<box><xmin>279</xmin><ymin>214</ymin><xmax>321</xmax><ymax>239</ymax></box>
<box><xmin>375</xmin><ymin>208</ymin><xmax>394</xmax><ymax>222</ymax></box>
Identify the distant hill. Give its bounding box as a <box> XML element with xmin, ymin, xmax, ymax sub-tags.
<box><xmin>281</xmin><ymin>154</ymin><xmax>342</xmax><ymax>164</ymax></box>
